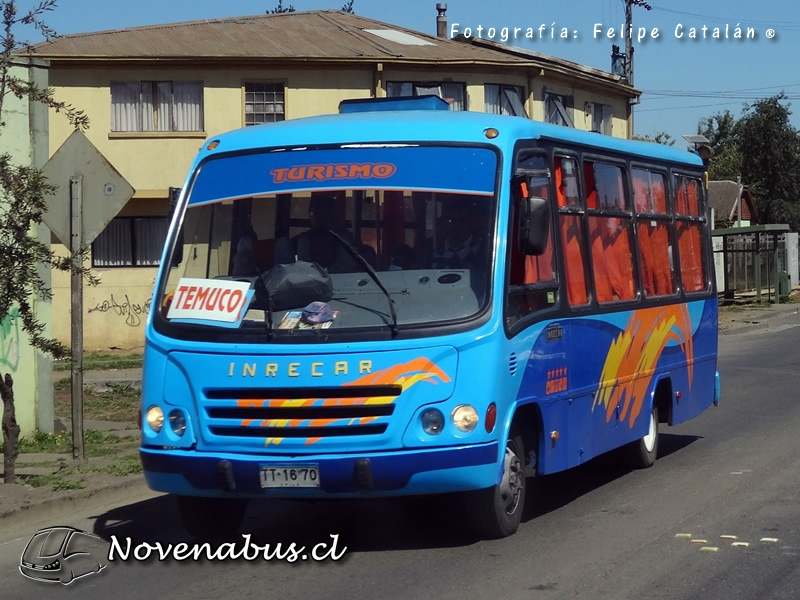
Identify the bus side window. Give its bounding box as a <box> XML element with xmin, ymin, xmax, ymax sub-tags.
<box><xmin>633</xmin><ymin>169</ymin><xmax>674</xmax><ymax>297</ymax></box>
<box><xmin>507</xmin><ymin>153</ymin><xmax>557</xmax><ymax>327</ymax></box>
<box><xmin>509</xmin><ymin>178</ymin><xmax>554</xmax><ymax>285</ymax></box>
<box><xmin>675</xmin><ymin>176</ymin><xmax>708</xmax><ymax>292</ymax></box>
<box><xmin>585</xmin><ymin>161</ymin><xmax>635</xmax><ymax>303</ymax></box>
<box><xmin>555</xmin><ymin>157</ymin><xmax>589</xmax><ymax>307</ymax></box>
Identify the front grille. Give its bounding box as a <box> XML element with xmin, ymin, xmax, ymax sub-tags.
<box><xmin>202</xmin><ymin>385</ymin><xmax>401</xmax><ymax>442</ymax></box>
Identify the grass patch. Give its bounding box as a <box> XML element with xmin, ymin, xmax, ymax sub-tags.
<box><xmin>54</xmin><ymin>384</ymin><xmax>140</xmax><ymax>423</ymax></box>
<box><xmin>54</xmin><ymin>351</ymin><xmax>144</xmax><ymax>372</ymax></box>
<box><xmin>13</xmin><ymin>431</ymin><xmax>73</xmax><ymax>454</ymax></box>
<box><xmin>74</xmin><ymin>454</ymin><xmax>143</xmax><ymax>477</ymax></box>
<box><xmin>2</xmin><ymin>430</ymin><xmax>138</xmax><ymax>457</ymax></box>
<box><xmin>24</xmin><ymin>473</ymin><xmax>86</xmax><ymax>491</ymax></box>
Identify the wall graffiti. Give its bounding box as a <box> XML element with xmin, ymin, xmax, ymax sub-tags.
<box><xmin>88</xmin><ymin>294</ymin><xmax>152</xmax><ymax>327</ymax></box>
<box><xmin>0</xmin><ymin>308</ymin><xmax>20</xmax><ymax>372</ymax></box>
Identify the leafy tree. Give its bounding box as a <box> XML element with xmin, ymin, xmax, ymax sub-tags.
<box><xmin>341</xmin><ymin>0</ymin><xmax>354</xmax><ymax>13</ymax></box>
<box><xmin>698</xmin><ymin>95</ymin><xmax>800</xmax><ymax>231</ymax></box>
<box><xmin>268</xmin><ymin>0</ymin><xmax>295</xmax><ymax>13</ymax></box>
<box><xmin>736</xmin><ymin>95</ymin><xmax>800</xmax><ymax>229</ymax></box>
<box><xmin>1</xmin><ymin>0</ymin><xmax>93</xmax><ymax>482</ymax></box>
<box><xmin>651</xmin><ymin>131</ymin><xmax>675</xmax><ymax>146</ymax></box>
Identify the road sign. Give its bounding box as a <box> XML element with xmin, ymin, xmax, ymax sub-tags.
<box><xmin>40</xmin><ymin>131</ymin><xmax>134</xmax><ymax>460</ymax></box>
<box><xmin>41</xmin><ymin>130</ymin><xmax>134</xmax><ymax>246</ymax></box>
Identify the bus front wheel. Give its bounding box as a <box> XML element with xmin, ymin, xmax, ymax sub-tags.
<box><xmin>627</xmin><ymin>404</ymin><xmax>659</xmax><ymax>468</ymax></box>
<box><xmin>465</xmin><ymin>428</ymin><xmax>526</xmax><ymax>539</ymax></box>
<box><xmin>176</xmin><ymin>495</ymin><xmax>248</xmax><ymax>540</ymax></box>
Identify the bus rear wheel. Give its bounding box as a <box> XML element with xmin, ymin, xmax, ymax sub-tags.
<box><xmin>627</xmin><ymin>404</ymin><xmax>659</xmax><ymax>468</ymax></box>
<box><xmin>465</xmin><ymin>428</ymin><xmax>526</xmax><ymax>539</ymax></box>
<box><xmin>176</xmin><ymin>495</ymin><xmax>248</xmax><ymax>540</ymax></box>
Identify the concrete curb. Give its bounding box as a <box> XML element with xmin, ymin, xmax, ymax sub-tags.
<box><xmin>0</xmin><ymin>475</ymin><xmax>148</xmax><ymax>525</ymax></box>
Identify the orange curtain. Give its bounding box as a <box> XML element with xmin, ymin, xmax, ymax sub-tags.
<box><xmin>679</xmin><ymin>222</ymin><xmax>705</xmax><ymax>292</ymax></box>
<box><xmin>638</xmin><ymin>222</ymin><xmax>674</xmax><ymax>296</ymax></box>
<box><xmin>590</xmin><ymin>217</ymin><xmax>635</xmax><ymax>302</ymax></box>
<box><xmin>555</xmin><ymin>159</ymin><xmax>588</xmax><ymax>305</ymax></box>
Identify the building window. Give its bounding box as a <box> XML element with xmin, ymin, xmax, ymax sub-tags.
<box><xmin>386</xmin><ymin>81</ymin><xmax>466</xmax><ymax>110</ymax></box>
<box><xmin>485</xmin><ymin>84</ymin><xmax>527</xmax><ymax>117</ymax></box>
<box><xmin>589</xmin><ymin>102</ymin><xmax>613</xmax><ymax>135</ymax></box>
<box><xmin>244</xmin><ymin>82</ymin><xmax>285</xmax><ymax>125</ymax></box>
<box><xmin>544</xmin><ymin>92</ymin><xmax>574</xmax><ymax>127</ymax></box>
<box><xmin>111</xmin><ymin>82</ymin><xmax>203</xmax><ymax>132</ymax></box>
<box><xmin>92</xmin><ymin>217</ymin><xmax>169</xmax><ymax>267</ymax></box>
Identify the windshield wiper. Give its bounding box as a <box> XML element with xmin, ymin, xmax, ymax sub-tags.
<box><xmin>326</xmin><ymin>230</ymin><xmax>398</xmax><ymax>337</ymax></box>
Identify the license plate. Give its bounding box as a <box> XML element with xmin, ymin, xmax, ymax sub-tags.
<box><xmin>260</xmin><ymin>465</ymin><xmax>320</xmax><ymax>488</ymax></box>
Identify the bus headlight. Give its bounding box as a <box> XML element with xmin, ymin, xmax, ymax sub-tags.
<box><xmin>169</xmin><ymin>410</ymin><xmax>187</xmax><ymax>436</ymax></box>
<box><xmin>145</xmin><ymin>405</ymin><xmax>164</xmax><ymax>433</ymax></box>
<box><xmin>421</xmin><ymin>409</ymin><xmax>444</xmax><ymax>435</ymax></box>
<box><xmin>452</xmin><ymin>405</ymin><xmax>479</xmax><ymax>432</ymax></box>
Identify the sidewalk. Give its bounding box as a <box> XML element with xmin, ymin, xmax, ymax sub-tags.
<box><xmin>56</xmin><ymin>367</ymin><xmax>142</xmax><ymax>389</ymax></box>
<box><xmin>718</xmin><ymin>299</ymin><xmax>800</xmax><ymax>335</ymax></box>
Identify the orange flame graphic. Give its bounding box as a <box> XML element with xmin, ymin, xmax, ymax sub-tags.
<box><xmin>592</xmin><ymin>306</ymin><xmax>694</xmax><ymax>427</ymax></box>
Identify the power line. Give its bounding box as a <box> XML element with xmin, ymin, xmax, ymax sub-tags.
<box><xmin>650</xmin><ymin>6</ymin><xmax>800</xmax><ymax>28</ymax></box>
<box><xmin>636</xmin><ymin>101</ymin><xmax>762</xmax><ymax>113</ymax></box>
<box><xmin>646</xmin><ymin>83</ymin><xmax>800</xmax><ymax>95</ymax></box>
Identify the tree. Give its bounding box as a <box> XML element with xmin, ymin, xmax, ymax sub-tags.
<box><xmin>0</xmin><ymin>0</ymin><xmax>93</xmax><ymax>483</ymax></box>
<box><xmin>652</xmin><ymin>131</ymin><xmax>675</xmax><ymax>146</ymax></box>
<box><xmin>698</xmin><ymin>95</ymin><xmax>800</xmax><ymax>230</ymax></box>
<box><xmin>267</xmin><ymin>0</ymin><xmax>295</xmax><ymax>13</ymax></box>
<box><xmin>341</xmin><ymin>0</ymin><xmax>355</xmax><ymax>13</ymax></box>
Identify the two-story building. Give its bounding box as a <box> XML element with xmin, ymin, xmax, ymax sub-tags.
<box><xmin>30</xmin><ymin>8</ymin><xmax>638</xmax><ymax>350</ymax></box>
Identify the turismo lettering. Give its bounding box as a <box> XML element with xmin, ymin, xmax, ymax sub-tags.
<box><xmin>270</xmin><ymin>163</ymin><xmax>397</xmax><ymax>184</ymax></box>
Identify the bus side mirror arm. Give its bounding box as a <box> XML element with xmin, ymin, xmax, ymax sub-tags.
<box><xmin>169</xmin><ymin>186</ymin><xmax>184</xmax><ymax>267</ymax></box>
<box><xmin>518</xmin><ymin>196</ymin><xmax>550</xmax><ymax>256</ymax></box>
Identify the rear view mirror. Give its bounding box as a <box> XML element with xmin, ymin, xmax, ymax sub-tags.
<box><xmin>517</xmin><ymin>194</ymin><xmax>550</xmax><ymax>256</ymax></box>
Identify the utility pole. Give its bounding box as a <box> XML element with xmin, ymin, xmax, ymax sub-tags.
<box><xmin>624</xmin><ymin>0</ymin><xmax>652</xmax><ymax>85</ymax></box>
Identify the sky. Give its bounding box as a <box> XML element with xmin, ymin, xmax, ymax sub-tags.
<box><xmin>15</xmin><ymin>0</ymin><xmax>800</xmax><ymax>146</ymax></box>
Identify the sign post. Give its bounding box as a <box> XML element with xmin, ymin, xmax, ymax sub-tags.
<box><xmin>42</xmin><ymin>131</ymin><xmax>134</xmax><ymax>460</ymax></box>
<box><xmin>70</xmin><ymin>176</ymin><xmax>84</xmax><ymax>460</ymax></box>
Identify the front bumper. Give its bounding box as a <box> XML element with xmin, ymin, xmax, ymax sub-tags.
<box><xmin>141</xmin><ymin>441</ymin><xmax>499</xmax><ymax>499</ymax></box>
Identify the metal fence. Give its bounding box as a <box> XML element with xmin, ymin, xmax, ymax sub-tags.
<box><xmin>713</xmin><ymin>231</ymin><xmax>792</xmax><ymax>301</ymax></box>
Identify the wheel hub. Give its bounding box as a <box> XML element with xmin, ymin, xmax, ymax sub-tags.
<box><xmin>498</xmin><ymin>444</ymin><xmax>523</xmax><ymax>515</ymax></box>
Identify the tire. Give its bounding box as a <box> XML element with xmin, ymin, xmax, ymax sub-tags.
<box><xmin>627</xmin><ymin>404</ymin><xmax>659</xmax><ymax>468</ymax></box>
<box><xmin>465</xmin><ymin>428</ymin><xmax>527</xmax><ymax>539</ymax></box>
<box><xmin>176</xmin><ymin>495</ymin><xmax>248</xmax><ymax>540</ymax></box>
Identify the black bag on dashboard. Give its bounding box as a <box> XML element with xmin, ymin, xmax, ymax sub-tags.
<box><xmin>260</xmin><ymin>261</ymin><xmax>333</xmax><ymax>311</ymax></box>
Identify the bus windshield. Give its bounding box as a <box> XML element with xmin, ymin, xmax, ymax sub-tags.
<box><xmin>158</xmin><ymin>144</ymin><xmax>498</xmax><ymax>338</ymax></box>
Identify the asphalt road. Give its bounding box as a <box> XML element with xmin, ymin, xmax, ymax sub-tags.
<box><xmin>2</xmin><ymin>313</ymin><xmax>799</xmax><ymax>599</ymax></box>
